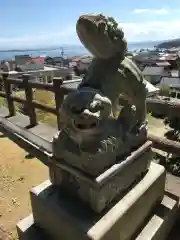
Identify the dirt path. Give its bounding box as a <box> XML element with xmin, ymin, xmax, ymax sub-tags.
<box><xmin>0</xmin><ymin>132</ymin><xmax>48</xmax><ymax>240</ymax></box>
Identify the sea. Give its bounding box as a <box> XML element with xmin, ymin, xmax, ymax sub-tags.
<box><xmin>0</xmin><ymin>41</ymin><xmax>161</xmax><ymax>61</ymax></box>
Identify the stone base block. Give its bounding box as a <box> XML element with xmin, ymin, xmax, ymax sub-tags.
<box><xmin>16</xmin><ymin>214</ymin><xmax>46</xmax><ymax>240</ymax></box>
<box><xmin>135</xmin><ymin>193</ymin><xmax>179</xmax><ymax>240</ymax></box>
<box><xmin>50</xmin><ymin>141</ymin><xmax>153</xmax><ymax>213</ymax></box>
<box><xmin>16</xmin><ymin>193</ymin><xmax>179</xmax><ymax>240</ymax></box>
<box><xmin>28</xmin><ymin>162</ymin><xmax>165</xmax><ymax>240</ymax></box>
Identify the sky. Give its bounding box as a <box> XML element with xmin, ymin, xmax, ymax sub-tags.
<box><xmin>1</xmin><ymin>0</ymin><xmax>180</xmax><ymax>49</ymax></box>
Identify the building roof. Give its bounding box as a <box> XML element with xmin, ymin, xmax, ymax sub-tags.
<box><xmin>31</xmin><ymin>57</ymin><xmax>45</xmax><ymax>65</ymax></box>
<box><xmin>160</xmin><ymin>77</ymin><xmax>180</xmax><ymax>88</ymax></box>
<box><xmin>171</xmin><ymin>70</ymin><xmax>179</xmax><ymax>77</ymax></box>
<box><xmin>53</xmin><ymin>56</ymin><xmax>64</xmax><ymax>61</ymax></box>
<box><xmin>15</xmin><ymin>55</ymin><xmax>31</xmax><ymax>65</ymax></box>
<box><xmin>71</xmin><ymin>56</ymin><xmax>81</xmax><ymax>62</ymax></box>
<box><xmin>79</xmin><ymin>58</ymin><xmax>92</xmax><ymax>64</ymax></box>
<box><xmin>156</xmin><ymin>62</ymin><xmax>170</xmax><ymax>67</ymax></box>
<box><xmin>145</xmin><ymin>80</ymin><xmax>159</xmax><ymax>96</ymax></box>
<box><xmin>133</xmin><ymin>51</ymin><xmax>180</xmax><ymax>64</ymax></box>
<box><xmin>143</xmin><ymin>66</ymin><xmax>164</xmax><ymax>76</ymax></box>
<box><xmin>71</xmin><ymin>55</ymin><xmax>92</xmax><ymax>62</ymax></box>
<box><xmin>162</xmin><ymin>55</ymin><xmax>179</xmax><ymax>61</ymax></box>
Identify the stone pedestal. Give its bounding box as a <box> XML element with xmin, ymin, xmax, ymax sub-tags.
<box><xmin>16</xmin><ymin>162</ymin><xmax>178</xmax><ymax>240</ymax></box>
<box><xmin>135</xmin><ymin>193</ymin><xmax>179</xmax><ymax>240</ymax></box>
<box><xmin>49</xmin><ymin>141</ymin><xmax>152</xmax><ymax>213</ymax></box>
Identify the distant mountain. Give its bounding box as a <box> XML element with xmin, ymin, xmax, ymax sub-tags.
<box><xmin>156</xmin><ymin>38</ymin><xmax>180</xmax><ymax>49</ymax></box>
<box><xmin>0</xmin><ymin>44</ymin><xmax>85</xmax><ymax>53</ymax></box>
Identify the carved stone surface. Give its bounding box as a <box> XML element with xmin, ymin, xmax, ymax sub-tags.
<box><xmin>53</xmin><ymin>125</ymin><xmax>147</xmax><ymax>176</ymax></box>
<box><xmin>76</xmin><ymin>14</ymin><xmax>148</xmax><ymax>126</ymax></box>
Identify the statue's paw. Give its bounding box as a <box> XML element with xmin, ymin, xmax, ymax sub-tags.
<box><xmin>108</xmin><ymin>136</ymin><xmax>119</xmax><ymax>151</ymax></box>
<box><xmin>99</xmin><ymin>136</ymin><xmax>119</xmax><ymax>153</ymax></box>
<box><xmin>90</xmin><ymin>100</ymin><xmax>102</xmax><ymax>112</ymax></box>
<box><xmin>99</xmin><ymin>140</ymin><xmax>107</xmax><ymax>153</ymax></box>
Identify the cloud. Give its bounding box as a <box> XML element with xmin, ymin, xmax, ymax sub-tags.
<box><xmin>119</xmin><ymin>20</ymin><xmax>180</xmax><ymax>42</ymax></box>
<box><xmin>133</xmin><ymin>9</ymin><xmax>150</xmax><ymax>14</ymax></box>
<box><xmin>133</xmin><ymin>8</ymin><xmax>169</xmax><ymax>15</ymax></box>
<box><xmin>153</xmin><ymin>9</ymin><xmax>169</xmax><ymax>14</ymax></box>
<box><xmin>0</xmin><ymin>26</ymin><xmax>76</xmax><ymax>49</ymax></box>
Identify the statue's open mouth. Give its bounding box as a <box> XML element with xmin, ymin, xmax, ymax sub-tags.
<box><xmin>73</xmin><ymin>119</ymin><xmax>99</xmax><ymax>130</ymax></box>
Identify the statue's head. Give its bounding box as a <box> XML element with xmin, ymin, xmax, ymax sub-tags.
<box><xmin>60</xmin><ymin>87</ymin><xmax>113</xmax><ymax>143</ymax></box>
<box><xmin>76</xmin><ymin>13</ymin><xmax>127</xmax><ymax>59</ymax></box>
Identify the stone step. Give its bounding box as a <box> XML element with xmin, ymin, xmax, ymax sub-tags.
<box><xmin>16</xmin><ymin>214</ymin><xmax>44</xmax><ymax>240</ymax></box>
<box><xmin>16</xmin><ymin>193</ymin><xmax>179</xmax><ymax>240</ymax></box>
<box><xmin>135</xmin><ymin>193</ymin><xmax>179</xmax><ymax>240</ymax></box>
<box><xmin>17</xmin><ymin>162</ymin><xmax>166</xmax><ymax>240</ymax></box>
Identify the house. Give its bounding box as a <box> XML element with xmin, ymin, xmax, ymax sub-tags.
<box><xmin>155</xmin><ymin>61</ymin><xmax>170</xmax><ymax>67</ymax></box>
<box><xmin>160</xmin><ymin>54</ymin><xmax>180</xmax><ymax>69</ymax></box>
<box><xmin>73</xmin><ymin>55</ymin><xmax>93</xmax><ymax>75</ymax></box>
<box><xmin>132</xmin><ymin>50</ymin><xmax>180</xmax><ymax>70</ymax></box>
<box><xmin>15</xmin><ymin>55</ymin><xmax>31</xmax><ymax>65</ymax></box>
<box><xmin>76</xmin><ymin>57</ymin><xmax>92</xmax><ymax>72</ymax></box>
<box><xmin>52</xmin><ymin>56</ymin><xmax>64</xmax><ymax>65</ymax></box>
<box><xmin>45</xmin><ymin>56</ymin><xmax>70</xmax><ymax>67</ymax></box>
<box><xmin>31</xmin><ymin>57</ymin><xmax>45</xmax><ymax>65</ymax></box>
<box><xmin>17</xmin><ymin>61</ymin><xmax>44</xmax><ymax>72</ymax></box>
<box><xmin>145</xmin><ymin>80</ymin><xmax>159</xmax><ymax>97</ymax></box>
<box><xmin>170</xmin><ymin>70</ymin><xmax>179</xmax><ymax>77</ymax></box>
<box><xmin>166</xmin><ymin>47</ymin><xmax>180</xmax><ymax>54</ymax></box>
<box><xmin>132</xmin><ymin>51</ymin><xmax>161</xmax><ymax>67</ymax></box>
<box><xmin>160</xmin><ymin>77</ymin><xmax>180</xmax><ymax>88</ymax></box>
<box><xmin>159</xmin><ymin>77</ymin><xmax>180</xmax><ymax>98</ymax></box>
<box><xmin>18</xmin><ymin>60</ymin><xmax>44</xmax><ymax>72</ymax></box>
<box><xmin>143</xmin><ymin>66</ymin><xmax>165</xmax><ymax>84</ymax></box>
<box><xmin>44</xmin><ymin>56</ymin><xmax>54</xmax><ymax>65</ymax></box>
<box><xmin>15</xmin><ymin>56</ymin><xmax>45</xmax><ymax>72</ymax></box>
<box><xmin>0</xmin><ymin>60</ymin><xmax>17</xmax><ymax>72</ymax></box>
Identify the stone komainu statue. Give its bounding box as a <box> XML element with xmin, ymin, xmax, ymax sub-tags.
<box><xmin>52</xmin><ymin>14</ymin><xmax>148</xmax><ymax>176</ymax></box>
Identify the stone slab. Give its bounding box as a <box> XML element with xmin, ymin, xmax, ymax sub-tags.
<box><xmin>29</xmin><ymin>123</ymin><xmax>57</xmax><ymax>142</ymax></box>
<box><xmin>49</xmin><ymin>142</ymin><xmax>152</xmax><ymax>213</ymax></box>
<box><xmin>8</xmin><ymin>114</ymin><xmax>30</xmax><ymax>128</ymax></box>
<box><xmin>166</xmin><ymin>173</ymin><xmax>180</xmax><ymax>207</ymax></box>
<box><xmin>30</xmin><ymin>162</ymin><xmax>166</xmax><ymax>240</ymax></box>
<box><xmin>0</xmin><ymin>106</ymin><xmax>9</xmax><ymax>117</ymax></box>
<box><xmin>16</xmin><ymin>214</ymin><xmax>47</xmax><ymax>240</ymax></box>
<box><xmin>135</xmin><ymin>193</ymin><xmax>179</xmax><ymax>240</ymax></box>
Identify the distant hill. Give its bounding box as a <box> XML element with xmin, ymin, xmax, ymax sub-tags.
<box><xmin>156</xmin><ymin>38</ymin><xmax>180</xmax><ymax>49</ymax></box>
